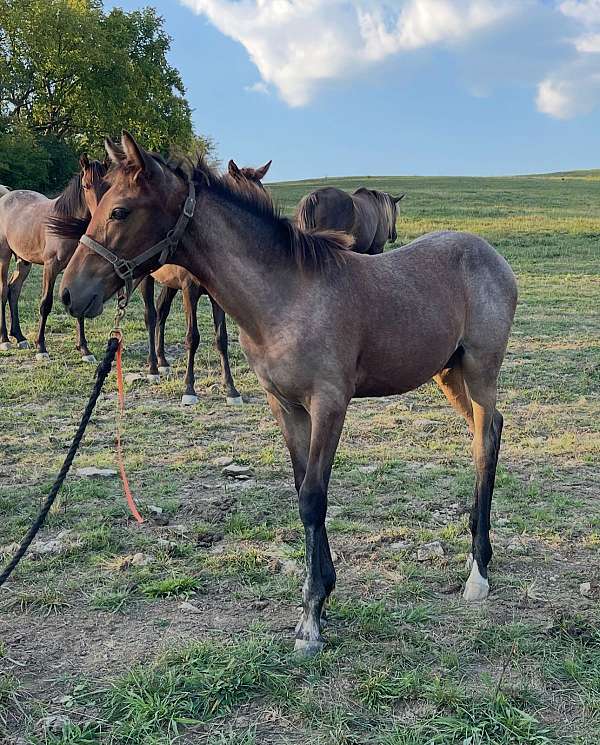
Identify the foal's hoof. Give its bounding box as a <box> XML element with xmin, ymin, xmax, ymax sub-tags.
<box><xmin>35</xmin><ymin>352</ymin><xmax>50</xmax><ymax>362</ymax></box>
<box><xmin>294</xmin><ymin>638</ymin><xmax>325</xmax><ymax>657</ymax></box>
<box><xmin>158</xmin><ymin>366</ymin><xmax>171</xmax><ymax>376</ymax></box>
<box><xmin>0</xmin><ymin>341</ymin><xmax>12</xmax><ymax>351</ymax></box>
<box><xmin>147</xmin><ymin>374</ymin><xmax>160</xmax><ymax>384</ymax></box>
<box><xmin>226</xmin><ymin>395</ymin><xmax>243</xmax><ymax>406</ymax></box>
<box><xmin>463</xmin><ymin>561</ymin><xmax>489</xmax><ymax>602</ymax></box>
<box><xmin>181</xmin><ymin>394</ymin><xmax>200</xmax><ymax>406</ymax></box>
<box><xmin>17</xmin><ymin>340</ymin><xmax>30</xmax><ymax>350</ymax></box>
<box><xmin>81</xmin><ymin>354</ymin><xmax>97</xmax><ymax>364</ymax></box>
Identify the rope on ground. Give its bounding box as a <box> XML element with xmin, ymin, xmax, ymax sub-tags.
<box><xmin>0</xmin><ymin>336</ymin><xmax>120</xmax><ymax>587</ymax></box>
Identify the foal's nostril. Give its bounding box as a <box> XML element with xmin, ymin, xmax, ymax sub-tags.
<box><xmin>61</xmin><ymin>288</ymin><xmax>71</xmax><ymax>308</ymax></box>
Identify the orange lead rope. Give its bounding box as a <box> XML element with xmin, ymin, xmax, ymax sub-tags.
<box><xmin>114</xmin><ymin>332</ymin><xmax>144</xmax><ymax>525</ymax></box>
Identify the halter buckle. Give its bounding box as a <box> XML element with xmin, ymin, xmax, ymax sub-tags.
<box><xmin>113</xmin><ymin>258</ymin><xmax>135</xmax><ymax>281</ymax></box>
<box><xmin>183</xmin><ymin>195</ymin><xmax>196</xmax><ymax>218</ymax></box>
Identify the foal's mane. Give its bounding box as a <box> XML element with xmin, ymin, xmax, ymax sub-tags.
<box><xmin>53</xmin><ymin>173</ymin><xmax>86</xmax><ymax>217</ymax></box>
<box><xmin>187</xmin><ymin>156</ymin><xmax>353</xmax><ymax>272</ymax></box>
<box><xmin>47</xmin><ymin>160</ymin><xmax>107</xmax><ymax>237</ymax></box>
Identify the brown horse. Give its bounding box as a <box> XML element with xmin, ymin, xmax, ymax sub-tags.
<box><xmin>60</xmin><ymin>132</ymin><xmax>518</xmax><ymax>655</ymax></box>
<box><xmin>296</xmin><ymin>186</ymin><xmax>404</xmax><ymax>254</ymax></box>
<box><xmin>140</xmin><ymin>158</ymin><xmax>272</xmax><ymax>404</ymax></box>
<box><xmin>0</xmin><ymin>156</ymin><xmax>106</xmax><ymax>360</ymax></box>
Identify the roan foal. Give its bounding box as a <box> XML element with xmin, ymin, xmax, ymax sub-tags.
<box><xmin>60</xmin><ymin>132</ymin><xmax>518</xmax><ymax>655</ymax></box>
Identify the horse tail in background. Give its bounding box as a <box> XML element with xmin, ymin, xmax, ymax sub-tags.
<box><xmin>295</xmin><ymin>192</ymin><xmax>320</xmax><ymax>231</ymax></box>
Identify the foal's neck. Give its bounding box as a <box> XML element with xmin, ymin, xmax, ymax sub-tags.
<box><xmin>175</xmin><ymin>189</ymin><xmax>297</xmax><ymax>342</ymax></box>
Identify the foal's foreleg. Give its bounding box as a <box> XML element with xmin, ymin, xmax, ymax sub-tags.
<box><xmin>140</xmin><ymin>277</ymin><xmax>159</xmax><ymax>380</ymax></box>
<box><xmin>8</xmin><ymin>258</ymin><xmax>31</xmax><ymax>347</ymax></box>
<box><xmin>35</xmin><ymin>260</ymin><xmax>59</xmax><ymax>359</ymax></box>
<box><xmin>210</xmin><ymin>297</ymin><xmax>242</xmax><ymax>405</ymax></box>
<box><xmin>462</xmin><ymin>366</ymin><xmax>503</xmax><ymax>601</ymax></box>
<box><xmin>295</xmin><ymin>397</ymin><xmax>347</xmax><ymax>654</ymax></box>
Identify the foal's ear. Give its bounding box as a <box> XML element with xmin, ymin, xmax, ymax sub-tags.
<box><xmin>228</xmin><ymin>159</ymin><xmax>241</xmax><ymax>177</ymax></box>
<box><xmin>79</xmin><ymin>153</ymin><xmax>90</xmax><ymax>170</ymax></box>
<box><xmin>393</xmin><ymin>193</ymin><xmax>405</xmax><ymax>203</ymax></box>
<box><xmin>104</xmin><ymin>137</ymin><xmax>126</xmax><ymax>165</ymax></box>
<box><xmin>254</xmin><ymin>160</ymin><xmax>272</xmax><ymax>180</ymax></box>
<box><xmin>121</xmin><ymin>130</ymin><xmax>162</xmax><ymax>182</ymax></box>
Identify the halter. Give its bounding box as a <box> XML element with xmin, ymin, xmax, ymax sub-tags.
<box><xmin>80</xmin><ymin>180</ymin><xmax>197</xmax><ymax>304</ymax></box>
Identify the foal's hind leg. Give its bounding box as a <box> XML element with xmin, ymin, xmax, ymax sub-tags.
<box><xmin>0</xmin><ymin>244</ymin><xmax>12</xmax><ymax>349</ymax></box>
<box><xmin>461</xmin><ymin>355</ymin><xmax>504</xmax><ymax>601</ymax></box>
<box><xmin>433</xmin><ymin>366</ymin><xmax>474</xmax><ymax>434</ymax></box>
<box><xmin>8</xmin><ymin>258</ymin><xmax>31</xmax><ymax>347</ymax></box>
<box><xmin>209</xmin><ymin>297</ymin><xmax>242</xmax><ymax>405</ymax></box>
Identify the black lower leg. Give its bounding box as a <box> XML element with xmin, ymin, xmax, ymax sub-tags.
<box><xmin>211</xmin><ymin>299</ymin><xmax>240</xmax><ymax>400</ymax></box>
<box><xmin>141</xmin><ymin>277</ymin><xmax>159</xmax><ymax>376</ymax></box>
<box><xmin>155</xmin><ymin>286</ymin><xmax>177</xmax><ymax>370</ymax></box>
<box><xmin>470</xmin><ymin>411</ymin><xmax>503</xmax><ymax>578</ymax></box>
<box><xmin>183</xmin><ymin>286</ymin><xmax>200</xmax><ymax>398</ymax></box>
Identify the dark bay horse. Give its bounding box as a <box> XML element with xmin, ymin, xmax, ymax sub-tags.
<box><xmin>0</xmin><ymin>157</ymin><xmax>106</xmax><ymax>360</ymax></box>
<box><xmin>296</xmin><ymin>186</ymin><xmax>404</xmax><ymax>254</ymax></box>
<box><xmin>140</xmin><ymin>158</ymin><xmax>272</xmax><ymax>404</ymax></box>
<box><xmin>59</xmin><ymin>133</ymin><xmax>518</xmax><ymax>655</ymax></box>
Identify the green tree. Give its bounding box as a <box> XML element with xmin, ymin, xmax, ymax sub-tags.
<box><xmin>0</xmin><ymin>0</ymin><xmax>208</xmax><ymax>189</ymax></box>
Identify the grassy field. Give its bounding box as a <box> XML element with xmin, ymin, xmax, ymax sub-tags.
<box><xmin>0</xmin><ymin>172</ymin><xmax>599</xmax><ymax>744</ymax></box>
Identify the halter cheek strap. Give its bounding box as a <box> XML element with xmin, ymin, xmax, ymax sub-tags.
<box><xmin>80</xmin><ymin>180</ymin><xmax>197</xmax><ymax>303</ymax></box>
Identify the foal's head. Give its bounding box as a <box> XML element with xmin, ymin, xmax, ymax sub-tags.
<box><xmin>61</xmin><ymin>132</ymin><xmax>191</xmax><ymax>316</ymax></box>
<box><xmin>79</xmin><ymin>154</ymin><xmax>109</xmax><ymax>212</ymax></box>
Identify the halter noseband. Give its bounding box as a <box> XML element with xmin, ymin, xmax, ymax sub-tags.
<box><xmin>79</xmin><ymin>180</ymin><xmax>197</xmax><ymax>303</ymax></box>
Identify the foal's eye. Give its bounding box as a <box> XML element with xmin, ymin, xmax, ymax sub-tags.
<box><xmin>110</xmin><ymin>208</ymin><xmax>130</xmax><ymax>221</ymax></box>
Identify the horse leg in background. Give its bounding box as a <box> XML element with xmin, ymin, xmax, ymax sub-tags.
<box><xmin>460</xmin><ymin>352</ymin><xmax>504</xmax><ymax>601</ymax></box>
<box><xmin>75</xmin><ymin>317</ymin><xmax>96</xmax><ymax>363</ymax></box>
<box><xmin>210</xmin><ymin>297</ymin><xmax>242</xmax><ymax>405</ymax></box>
<box><xmin>35</xmin><ymin>260</ymin><xmax>59</xmax><ymax>360</ymax></box>
<box><xmin>155</xmin><ymin>284</ymin><xmax>177</xmax><ymax>375</ymax></box>
<box><xmin>7</xmin><ymin>259</ymin><xmax>32</xmax><ymax>349</ymax></box>
<box><xmin>0</xmin><ymin>243</ymin><xmax>12</xmax><ymax>350</ymax></box>
<box><xmin>181</xmin><ymin>281</ymin><xmax>201</xmax><ymax>406</ymax></box>
<box><xmin>140</xmin><ymin>276</ymin><xmax>160</xmax><ymax>382</ymax></box>
<box><xmin>290</xmin><ymin>393</ymin><xmax>348</xmax><ymax>655</ymax></box>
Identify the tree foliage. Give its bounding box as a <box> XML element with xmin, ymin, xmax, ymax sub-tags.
<box><xmin>0</xmin><ymin>0</ymin><xmax>206</xmax><ymax>191</ymax></box>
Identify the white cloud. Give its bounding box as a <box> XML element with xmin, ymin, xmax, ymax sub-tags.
<box><xmin>535</xmin><ymin>0</ymin><xmax>600</xmax><ymax>119</ymax></box>
<box><xmin>245</xmin><ymin>80</ymin><xmax>270</xmax><ymax>95</ymax></box>
<box><xmin>181</xmin><ymin>0</ymin><xmax>517</xmax><ymax>106</ymax></box>
<box><xmin>181</xmin><ymin>0</ymin><xmax>600</xmax><ymax>118</ymax></box>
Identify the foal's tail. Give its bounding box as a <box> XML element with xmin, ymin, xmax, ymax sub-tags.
<box><xmin>295</xmin><ymin>192</ymin><xmax>320</xmax><ymax>231</ymax></box>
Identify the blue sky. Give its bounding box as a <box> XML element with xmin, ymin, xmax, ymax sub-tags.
<box><xmin>113</xmin><ymin>1</ymin><xmax>600</xmax><ymax>181</ymax></box>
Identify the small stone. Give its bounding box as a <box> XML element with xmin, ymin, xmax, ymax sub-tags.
<box><xmin>179</xmin><ymin>601</ymin><xmax>202</xmax><ymax>614</ymax></box>
<box><xmin>213</xmin><ymin>456</ymin><xmax>234</xmax><ymax>467</ymax></box>
<box><xmin>130</xmin><ymin>553</ymin><xmax>153</xmax><ymax>567</ymax></box>
<box><xmin>124</xmin><ymin>373</ymin><xmax>145</xmax><ymax>385</ymax></box>
<box><xmin>580</xmin><ymin>581</ymin><xmax>600</xmax><ymax>599</ymax></box>
<box><xmin>148</xmin><ymin>505</ymin><xmax>163</xmax><ymax>515</ymax></box>
<box><xmin>390</xmin><ymin>540</ymin><xmax>411</xmax><ymax>551</ymax></box>
<box><xmin>37</xmin><ymin>714</ymin><xmax>71</xmax><ymax>734</ymax></box>
<box><xmin>222</xmin><ymin>464</ymin><xmax>254</xmax><ymax>478</ymax></box>
<box><xmin>251</xmin><ymin>599</ymin><xmax>269</xmax><ymax>610</ymax></box>
<box><xmin>76</xmin><ymin>467</ymin><xmax>117</xmax><ymax>479</ymax></box>
<box><xmin>417</xmin><ymin>541</ymin><xmax>445</xmax><ymax>561</ymax></box>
